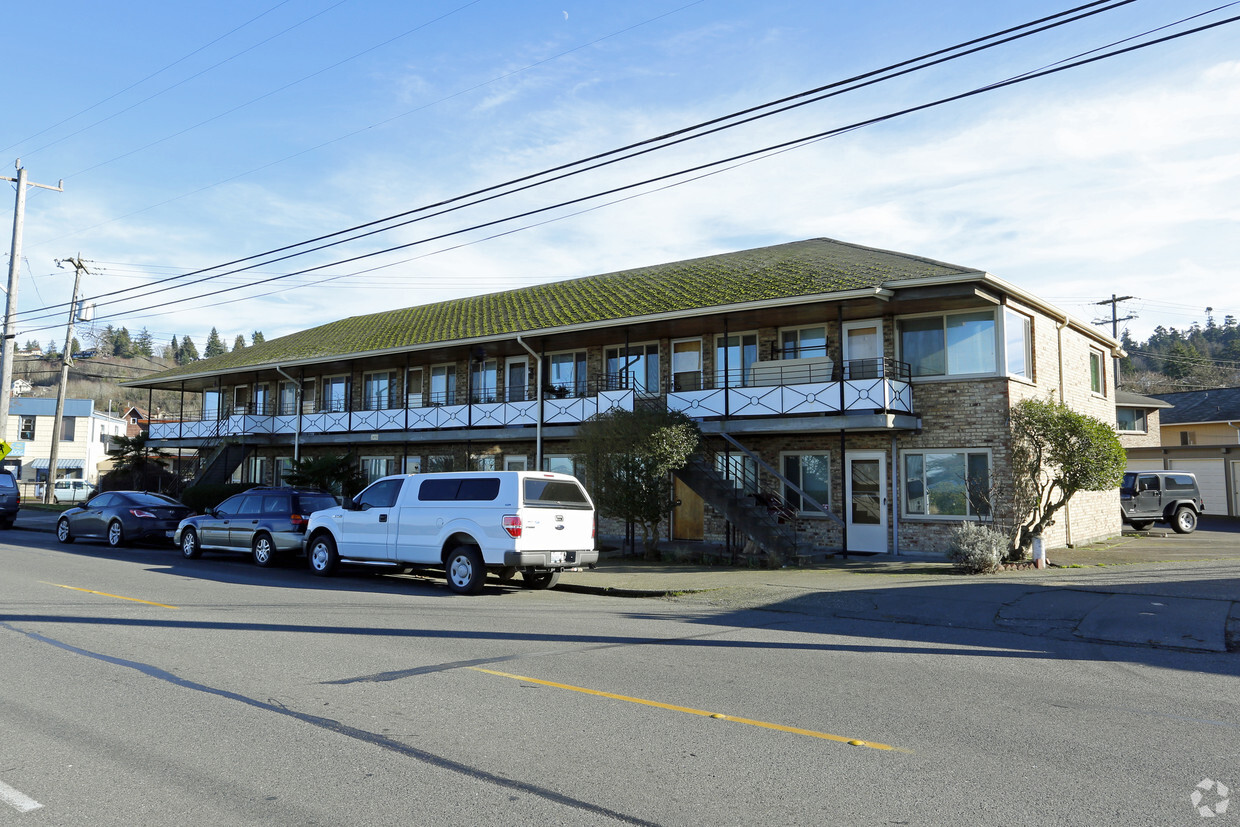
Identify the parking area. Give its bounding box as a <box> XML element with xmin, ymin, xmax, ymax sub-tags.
<box><xmin>1051</xmin><ymin>516</ymin><xmax>1240</xmax><ymax>567</ymax></box>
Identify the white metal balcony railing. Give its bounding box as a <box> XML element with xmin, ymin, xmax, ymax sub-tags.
<box><xmin>149</xmin><ymin>358</ymin><xmax>914</xmax><ymax>441</ymax></box>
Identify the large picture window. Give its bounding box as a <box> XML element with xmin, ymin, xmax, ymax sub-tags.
<box><xmin>545</xmin><ymin>351</ymin><xmax>587</xmax><ymax>397</ymax></box>
<box><xmin>322</xmin><ymin>375</ymin><xmax>348</xmax><ymax>412</ymax></box>
<box><xmin>899</xmin><ymin>311</ymin><xmax>996</xmax><ymax>377</ymax></box>
<box><xmin>363</xmin><ymin>371</ymin><xmax>393</xmax><ymax>410</ymax></box>
<box><xmin>780</xmin><ymin>326</ymin><xmax>827</xmax><ymax>360</ymax></box>
<box><xmin>903</xmin><ymin>450</ymin><xmax>991</xmax><ymax>518</ymax></box>
<box><xmin>430</xmin><ymin>364</ymin><xmax>457</xmax><ymax>405</ymax></box>
<box><xmin>1116</xmin><ymin>407</ymin><xmax>1147</xmax><ymax>433</ymax></box>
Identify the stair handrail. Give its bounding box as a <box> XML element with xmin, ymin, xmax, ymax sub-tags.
<box><xmin>717</xmin><ymin>432</ymin><xmax>844</xmax><ymax>527</ymax></box>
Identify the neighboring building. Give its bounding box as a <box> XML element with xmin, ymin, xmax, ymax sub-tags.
<box><xmin>11</xmin><ymin>379</ymin><xmax>32</xmax><ymax>396</ymax></box>
<box><xmin>1123</xmin><ymin>386</ymin><xmax>1240</xmax><ymax>517</ymax></box>
<box><xmin>127</xmin><ymin>238</ymin><xmax>1124</xmax><ymax>556</ymax></box>
<box><xmin>1114</xmin><ymin>389</ymin><xmax>1171</xmax><ymax>450</ymax></box>
<box><xmin>1</xmin><ymin>397</ymin><xmax>127</xmax><ymax>485</ymax></box>
<box><xmin>122</xmin><ymin>405</ymin><xmax>149</xmax><ymax>437</ymax></box>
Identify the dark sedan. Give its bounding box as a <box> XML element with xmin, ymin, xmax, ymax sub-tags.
<box><xmin>56</xmin><ymin>491</ymin><xmax>192</xmax><ymax>548</ymax></box>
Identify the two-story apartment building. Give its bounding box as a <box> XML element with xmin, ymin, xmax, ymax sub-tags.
<box><xmin>128</xmin><ymin>238</ymin><xmax>1123</xmax><ymax>557</ymax></box>
<box><xmin>1</xmin><ymin>397</ymin><xmax>128</xmax><ymax>485</ymax></box>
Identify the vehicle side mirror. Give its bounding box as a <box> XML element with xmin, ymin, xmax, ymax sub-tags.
<box><xmin>205</xmin><ymin>507</ymin><xmax>217</xmax><ymax>517</ymax></box>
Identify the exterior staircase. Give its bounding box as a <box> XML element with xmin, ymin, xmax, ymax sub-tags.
<box><xmin>673</xmin><ymin>434</ymin><xmax>843</xmax><ymax>565</ymax></box>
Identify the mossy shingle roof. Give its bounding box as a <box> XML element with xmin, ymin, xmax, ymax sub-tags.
<box><xmin>134</xmin><ymin>237</ymin><xmax>977</xmax><ymax>385</ymax></box>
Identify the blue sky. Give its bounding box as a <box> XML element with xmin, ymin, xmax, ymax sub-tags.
<box><xmin>3</xmin><ymin>0</ymin><xmax>1237</xmax><ymax>353</ymax></box>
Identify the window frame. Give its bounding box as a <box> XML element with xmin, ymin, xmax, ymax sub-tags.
<box><xmin>1089</xmin><ymin>348</ymin><xmax>1107</xmax><ymax>396</ymax></box>
<box><xmin>19</xmin><ymin>416</ymin><xmax>35</xmax><ymax>441</ymax></box>
<box><xmin>898</xmin><ymin>309</ymin><xmax>999</xmax><ymax>379</ymax></box>
<box><xmin>362</xmin><ymin>370</ymin><xmax>394</xmax><ymax>411</ymax></box>
<box><xmin>901</xmin><ymin>448</ymin><xmax>993</xmax><ymax>520</ymax></box>
<box><xmin>778</xmin><ymin>325</ymin><xmax>829</xmax><ymax>360</ymax></box>
<box><xmin>1003</xmin><ymin>308</ymin><xmax>1033</xmax><ymax>380</ymax></box>
<box><xmin>604</xmin><ymin>342</ymin><xmax>660</xmax><ymax>396</ymax></box>
<box><xmin>1115</xmin><ymin>407</ymin><xmax>1147</xmax><ymax>433</ymax></box>
<box><xmin>321</xmin><ymin>375</ymin><xmax>348</xmax><ymax>412</ymax></box>
<box><xmin>780</xmin><ymin>451</ymin><xmax>832</xmax><ymax>515</ymax></box>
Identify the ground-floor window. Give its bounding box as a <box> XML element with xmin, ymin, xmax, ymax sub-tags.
<box><xmin>361</xmin><ymin>456</ymin><xmax>395</xmax><ymax>482</ymax></box>
<box><xmin>781</xmin><ymin>451</ymin><xmax>831</xmax><ymax>513</ymax></box>
<box><xmin>427</xmin><ymin>454</ymin><xmax>455</xmax><ymax>473</ymax></box>
<box><xmin>504</xmin><ymin>455</ymin><xmax>527</xmax><ymax>471</ymax></box>
<box><xmin>470</xmin><ymin>453</ymin><xmax>497</xmax><ymax>471</ymax></box>
<box><xmin>902</xmin><ymin>449</ymin><xmax>991</xmax><ymax>518</ymax></box>
<box><xmin>274</xmin><ymin>456</ymin><xmax>292</xmax><ymax>486</ymax></box>
<box><xmin>542</xmin><ymin>454</ymin><xmax>579</xmax><ymax>478</ymax></box>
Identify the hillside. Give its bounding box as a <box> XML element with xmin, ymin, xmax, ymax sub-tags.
<box><xmin>11</xmin><ymin>354</ymin><xmax>197</xmax><ymax>420</ymax></box>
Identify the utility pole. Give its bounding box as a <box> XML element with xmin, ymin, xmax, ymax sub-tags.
<box><xmin>46</xmin><ymin>256</ymin><xmax>87</xmax><ymax>502</ymax></box>
<box><xmin>1093</xmin><ymin>294</ymin><xmax>1136</xmax><ymax>388</ymax></box>
<box><xmin>1</xmin><ymin>160</ymin><xmax>63</xmax><ymax>441</ymax></box>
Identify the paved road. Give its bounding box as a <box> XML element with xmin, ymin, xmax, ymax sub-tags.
<box><xmin>1</xmin><ymin>528</ymin><xmax>1236</xmax><ymax>824</ymax></box>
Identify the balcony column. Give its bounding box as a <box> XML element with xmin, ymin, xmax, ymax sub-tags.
<box><xmin>177</xmin><ymin>382</ymin><xmax>184</xmax><ymax>440</ymax></box>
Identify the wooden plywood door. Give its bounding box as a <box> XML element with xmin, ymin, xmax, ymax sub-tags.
<box><xmin>673</xmin><ymin>477</ymin><xmax>704</xmax><ymax>541</ymax></box>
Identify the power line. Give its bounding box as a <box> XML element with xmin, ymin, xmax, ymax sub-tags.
<box><xmin>15</xmin><ymin>0</ymin><xmax>1149</xmax><ymax>323</ymax></box>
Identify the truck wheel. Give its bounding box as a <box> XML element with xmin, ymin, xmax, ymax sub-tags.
<box><xmin>1171</xmin><ymin>507</ymin><xmax>1198</xmax><ymax>534</ymax></box>
<box><xmin>1127</xmin><ymin>520</ymin><xmax>1153</xmax><ymax>531</ymax></box>
<box><xmin>307</xmin><ymin>534</ymin><xmax>339</xmax><ymax>576</ymax></box>
<box><xmin>521</xmin><ymin>570</ymin><xmax>561</xmax><ymax>590</ymax></box>
<box><xmin>445</xmin><ymin>545</ymin><xmax>485</xmax><ymax>595</ymax></box>
<box><xmin>252</xmin><ymin>534</ymin><xmax>277</xmax><ymax>567</ymax></box>
<box><xmin>180</xmin><ymin>528</ymin><xmax>202</xmax><ymax>559</ymax></box>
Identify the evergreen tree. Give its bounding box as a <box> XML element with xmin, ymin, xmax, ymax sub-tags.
<box><xmin>113</xmin><ymin>327</ymin><xmax>135</xmax><ymax>358</ymax></box>
<box><xmin>204</xmin><ymin>327</ymin><xmax>226</xmax><ymax>358</ymax></box>
<box><xmin>177</xmin><ymin>336</ymin><xmax>200</xmax><ymax>365</ymax></box>
<box><xmin>233</xmin><ymin>334</ymin><xmax>247</xmax><ymax>351</ymax></box>
<box><xmin>135</xmin><ymin>328</ymin><xmax>154</xmax><ymax>357</ymax></box>
<box><xmin>251</xmin><ymin>331</ymin><xmax>265</xmax><ymax>345</ymax></box>
<box><xmin>70</xmin><ymin>337</ymin><xmax>82</xmax><ymax>356</ymax></box>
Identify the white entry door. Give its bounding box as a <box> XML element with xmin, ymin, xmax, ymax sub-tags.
<box><xmin>845</xmin><ymin>451</ymin><xmax>888</xmax><ymax>553</ymax></box>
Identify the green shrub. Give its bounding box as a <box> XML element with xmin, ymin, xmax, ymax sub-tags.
<box><xmin>948</xmin><ymin>521</ymin><xmax>1008</xmax><ymax>574</ymax></box>
<box><xmin>179</xmin><ymin>482</ymin><xmax>249</xmax><ymax>514</ymax></box>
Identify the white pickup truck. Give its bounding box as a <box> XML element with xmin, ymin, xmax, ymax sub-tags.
<box><xmin>303</xmin><ymin>471</ymin><xmax>597</xmax><ymax>594</ymax></box>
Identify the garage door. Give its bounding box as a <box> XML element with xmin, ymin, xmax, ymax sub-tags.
<box><xmin>1168</xmin><ymin>459</ymin><xmax>1228</xmax><ymax>516</ymax></box>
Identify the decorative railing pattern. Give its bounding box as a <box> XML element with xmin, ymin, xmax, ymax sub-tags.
<box><xmin>150</xmin><ymin>359</ymin><xmax>913</xmax><ymax>441</ymax></box>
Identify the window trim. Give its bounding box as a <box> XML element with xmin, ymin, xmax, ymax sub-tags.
<box><xmin>897</xmin><ymin>309</ymin><xmax>999</xmax><ymax>379</ymax></box>
<box><xmin>900</xmin><ymin>448</ymin><xmax>993</xmax><ymax>521</ymax></box>
<box><xmin>1089</xmin><ymin>348</ymin><xmax>1107</xmax><ymax>397</ymax></box>
<box><xmin>780</xmin><ymin>450</ymin><xmax>832</xmax><ymax>515</ymax></box>
<box><xmin>1003</xmin><ymin>307</ymin><xmax>1033</xmax><ymax>381</ymax></box>
<box><xmin>1115</xmin><ymin>406</ymin><xmax>1147</xmax><ymax>434</ymax></box>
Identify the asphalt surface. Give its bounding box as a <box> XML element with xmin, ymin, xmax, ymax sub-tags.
<box><xmin>16</xmin><ymin>507</ymin><xmax>1240</xmax><ymax>654</ymax></box>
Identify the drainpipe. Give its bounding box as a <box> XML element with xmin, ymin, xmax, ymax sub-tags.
<box><xmin>274</xmin><ymin>366</ymin><xmax>301</xmax><ymax>463</ymax></box>
<box><xmin>516</xmin><ymin>335</ymin><xmax>543</xmax><ymax>470</ymax></box>
<box><xmin>1055</xmin><ymin>314</ymin><xmax>1071</xmax><ymax>545</ymax></box>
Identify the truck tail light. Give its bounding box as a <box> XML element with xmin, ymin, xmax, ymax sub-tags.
<box><xmin>502</xmin><ymin>514</ymin><xmax>522</xmax><ymax>538</ymax></box>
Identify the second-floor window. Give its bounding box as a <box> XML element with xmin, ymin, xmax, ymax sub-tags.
<box><xmin>545</xmin><ymin>351</ymin><xmax>586</xmax><ymax>397</ymax></box>
<box><xmin>1089</xmin><ymin>349</ymin><xmax>1106</xmax><ymax>396</ymax></box>
<box><xmin>430</xmin><ymin>364</ymin><xmax>457</xmax><ymax>405</ymax></box>
<box><xmin>19</xmin><ymin>417</ymin><xmax>34</xmax><ymax>440</ymax></box>
<box><xmin>716</xmin><ymin>332</ymin><xmax>758</xmax><ymax>388</ymax></box>
<box><xmin>323</xmin><ymin>376</ymin><xmax>348</xmax><ymax>412</ymax></box>
<box><xmin>605</xmin><ymin>344</ymin><xmax>659</xmax><ymax>395</ymax></box>
<box><xmin>1004</xmin><ymin>309</ymin><xmax>1032</xmax><ymax>379</ymax></box>
<box><xmin>899</xmin><ymin>310</ymin><xmax>996</xmax><ymax>377</ymax></box>
<box><xmin>61</xmin><ymin>418</ymin><xmax>76</xmax><ymax>441</ymax></box>
<box><xmin>780</xmin><ymin>326</ymin><xmax>828</xmax><ymax>360</ymax></box>
<box><xmin>278</xmin><ymin>381</ymin><xmax>298</xmax><ymax>416</ymax></box>
<box><xmin>363</xmin><ymin>371</ymin><xmax>393</xmax><ymax>410</ymax></box>
<box><xmin>470</xmin><ymin>360</ymin><xmax>497</xmax><ymax>403</ymax></box>
<box><xmin>406</xmin><ymin>368</ymin><xmax>424</xmax><ymax>407</ymax></box>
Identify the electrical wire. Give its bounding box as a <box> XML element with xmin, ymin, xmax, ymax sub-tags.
<box><xmin>16</xmin><ymin>8</ymin><xmax>1238</xmax><ymax>337</ymax></box>
<box><xmin>17</xmin><ymin>0</ymin><xmax>1146</xmax><ymax>321</ymax></box>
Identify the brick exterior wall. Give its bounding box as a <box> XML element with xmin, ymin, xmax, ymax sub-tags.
<box><xmin>210</xmin><ymin>297</ymin><xmax>1123</xmax><ymax>557</ymax></box>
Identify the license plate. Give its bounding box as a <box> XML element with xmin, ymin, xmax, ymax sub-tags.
<box><xmin>550</xmin><ymin>552</ymin><xmax>565</xmax><ymax>565</ymax></box>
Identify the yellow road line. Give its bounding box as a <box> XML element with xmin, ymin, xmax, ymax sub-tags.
<box><xmin>470</xmin><ymin>667</ymin><xmax>901</xmax><ymax>752</ymax></box>
<box><xmin>41</xmin><ymin>582</ymin><xmax>178</xmax><ymax>609</ymax></box>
